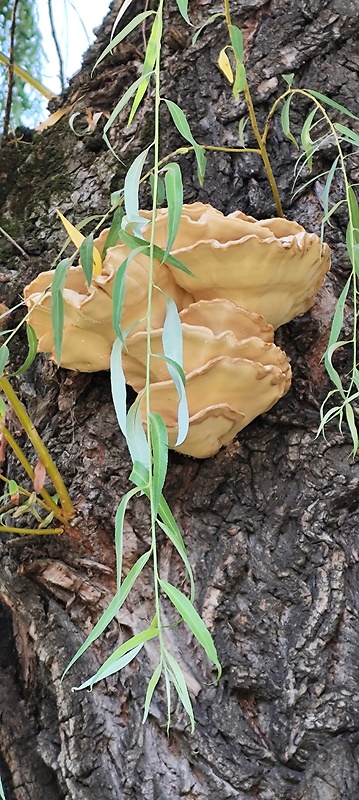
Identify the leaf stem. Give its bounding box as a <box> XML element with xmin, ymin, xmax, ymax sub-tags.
<box><xmin>0</xmin><ymin>377</ymin><xmax>74</xmax><ymax>520</ymax></box>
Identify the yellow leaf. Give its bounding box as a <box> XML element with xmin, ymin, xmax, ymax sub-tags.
<box><xmin>0</xmin><ymin>51</ymin><xmax>54</xmax><ymax>99</ymax></box>
<box><xmin>36</xmin><ymin>105</ymin><xmax>74</xmax><ymax>132</ymax></box>
<box><xmin>218</xmin><ymin>48</ymin><xmax>234</xmax><ymax>84</ymax></box>
<box><xmin>56</xmin><ymin>210</ymin><xmax>102</xmax><ymax>276</ymax></box>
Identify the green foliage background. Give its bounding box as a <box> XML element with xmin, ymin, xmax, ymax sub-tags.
<box><xmin>0</xmin><ymin>0</ymin><xmax>44</xmax><ymax>126</ymax></box>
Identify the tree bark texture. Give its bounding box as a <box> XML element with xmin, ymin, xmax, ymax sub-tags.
<box><xmin>1</xmin><ymin>0</ymin><xmax>359</xmax><ymax>798</ymax></box>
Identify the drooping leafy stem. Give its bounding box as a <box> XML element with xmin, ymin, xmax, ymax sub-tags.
<box><xmin>223</xmin><ymin>0</ymin><xmax>283</xmax><ymax>217</ymax></box>
<box><xmin>262</xmin><ymin>85</ymin><xmax>358</xmax><ymax>453</ymax></box>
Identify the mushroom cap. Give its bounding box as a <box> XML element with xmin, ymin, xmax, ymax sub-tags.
<box><xmin>141</xmin><ymin>203</ymin><xmax>330</xmax><ymax>329</ymax></box>
<box><xmin>122</xmin><ymin>299</ymin><xmax>290</xmax><ymax>393</ymax></box>
<box><xmin>138</xmin><ymin>355</ymin><xmax>290</xmax><ymax>457</ymax></box>
<box><xmin>24</xmin><ymin>246</ymin><xmax>194</xmax><ymax>371</ymax></box>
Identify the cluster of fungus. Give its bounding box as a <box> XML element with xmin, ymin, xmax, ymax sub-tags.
<box><xmin>24</xmin><ymin>203</ymin><xmax>330</xmax><ymax>458</ymax></box>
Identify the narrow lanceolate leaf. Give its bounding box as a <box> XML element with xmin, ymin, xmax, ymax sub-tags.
<box><xmin>62</xmin><ymin>542</ymin><xmax>150</xmax><ymax>679</ymax></box>
<box><xmin>176</xmin><ymin>0</ymin><xmax>191</xmax><ymax>24</ymax></box>
<box><xmin>165</xmin><ymin>650</ymin><xmax>195</xmax><ymax>732</ymax></box>
<box><xmin>218</xmin><ymin>48</ymin><xmax>233</xmax><ymax>84</ymax></box>
<box><xmin>123</xmin><ymin>146</ymin><xmax>152</xmax><ymax>233</ymax></box>
<box><xmin>157</xmin><ymin>518</ymin><xmax>195</xmax><ymax>601</ymax></box>
<box><xmin>164</xmin><ymin>99</ymin><xmax>207</xmax><ymax>185</ymax></box>
<box><xmin>74</xmin><ymin>628</ymin><xmax>159</xmax><ymax>690</ymax></box>
<box><xmin>306</xmin><ymin>90</ymin><xmax>359</xmax><ymax>121</ymax></box>
<box><xmin>103</xmin><ymin>207</ymin><xmax>124</xmax><ymax>256</ymax></box>
<box><xmin>321</xmin><ymin>156</ymin><xmax>339</xmax><ymax>220</ymax></box>
<box><xmin>300</xmin><ymin>107</ymin><xmax>317</xmax><ymax>171</ymax></box>
<box><xmin>149</xmin><ymin>173</ymin><xmax>165</xmax><ymax>206</ymax></box>
<box><xmin>80</xmin><ymin>234</ymin><xmax>94</xmax><ymax>285</ymax></box>
<box><xmin>0</xmin><ymin>774</ymin><xmax>6</xmax><ymax>800</ymax></box>
<box><xmin>334</xmin><ymin>123</ymin><xmax>359</xmax><ymax>148</ymax></box>
<box><xmin>280</xmin><ymin>95</ymin><xmax>298</xmax><ymax>148</ymax></box>
<box><xmin>114</xmin><ymin>486</ymin><xmax>142</xmax><ymax>589</ymax></box>
<box><xmin>229</xmin><ymin>25</ymin><xmax>243</xmax><ymax>63</ymax></box>
<box><xmin>110</xmin><ymin>338</ymin><xmax>127</xmax><ymax>437</ymax></box>
<box><xmin>345</xmin><ymin>403</ymin><xmax>359</xmax><ymax>457</ymax></box>
<box><xmin>51</xmin><ymin>258</ymin><xmax>71</xmax><ymax>363</ymax></box>
<box><xmin>126</xmin><ymin>397</ymin><xmax>150</xmax><ymax>469</ymax></box>
<box><xmin>142</xmin><ymin>663</ymin><xmax>162</xmax><ymax>723</ymax></box>
<box><xmin>92</xmin><ymin>11</ymin><xmax>155</xmax><ymax>72</ymax></box>
<box><xmin>0</xmin><ymin>344</ymin><xmax>9</xmax><ymax>377</ymax></box>
<box><xmin>128</xmin><ymin>15</ymin><xmax>162</xmax><ymax>124</ymax></box>
<box><xmin>112</xmin><ymin>255</ymin><xmax>130</xmax><ymax>340</ymax></box>
<box><xmin>149</xmin><ymin>413</ymin><xmax>168</xmax><ymax>516</ymax></box>
<box><xmin>162</xmin><ymin>162</ymin><xmax>183</xmax><ymax>261</ymax></box>
<box><xmin>73</xmin><ymin>644</ymin><xmax>143</xmax><ymax>690</ymax></box>
<box><xmin>162</xmin><ymin>293</ymin><xmax>183</xmax><ymax>370</ymax></box>
<box><xmin>11</xmin><ymin>324</ymin><xmax>37</xmax><ymax>376</ymax></box>
<box><xmin>324</xmin><ymin>277</ymin><xmax>351</xmax><ymax>393</ymax></box>
<box><xmin>119</xmin><ymin>229</ymin><xmax>195</xmax><ymax>275</ymax></box>
<box><xmin>233</xmin><ymin>62</ymin><xmax>246</xmax><ymax>99</ymax></box>
<box><xmin>103</xmin><ymin>73</ymin><xmax>153</xmax><ymax>158</ymax></box>
<box><xmin>192</xmin><ymin>13</ymin><xmax>224</xmax><ymax>46</ymax></box>
<box><xmin>160</xmin><ymin>580</ymin><xmax>222</xmax><ymax>679</ymax></box>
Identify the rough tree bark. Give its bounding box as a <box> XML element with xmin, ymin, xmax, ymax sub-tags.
<box><xmin>0</xmin><ymin>0</ymin><xmax>359</xmax><ymax>798</ymax></box>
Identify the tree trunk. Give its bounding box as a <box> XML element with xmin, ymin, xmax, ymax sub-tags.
<box><xmin>1</xmin><ymin>1</ymin><xmax>359</xmax><ymax>798</ymax></box>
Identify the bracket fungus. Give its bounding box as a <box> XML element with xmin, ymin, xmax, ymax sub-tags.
<box><xmin>141</xmin><ymin>203</ymin><xmax>331</xmax><ymax>329</ymax></box>
<box><xmin>24</xmin><ymin>245</ymin><xmax>193</xmax><ymax>372</ymax></box>
<box><xmin>24</xmin><ymin>202</ymin><xmax>330</xmax><ymax>457</ymax></box>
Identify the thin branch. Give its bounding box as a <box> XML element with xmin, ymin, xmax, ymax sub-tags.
<box><xmin>47</xmin><ymin>0</ymin><xmax>65</xmax><ymax>91</ymax></box>
<box><xmin>2</xmin><ymin>0</ymin><xmax>20</xmax><ymax>139</ymax></box>
<box><xmin>0</xmin><ymin>226</ymin><xmax>29</xmax><ymax>259</ymax></box>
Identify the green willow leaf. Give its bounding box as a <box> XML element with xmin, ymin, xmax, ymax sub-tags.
<box><xmin>335</xmin><ymin>123</ymin><xmax>359</xmax><ymax>147</ymax></box>
<box><xmin>62</xmin><ymin>485</ymin><xmax>141</xmax><ymax>679</ymax></box>
<box><xmin>142</xmin><ymin>663</ymin><xmax>162</xmax><ymax>723</ymax></box>
<box><xmin>282</xmin><ymin>73</ymin><xmax>294</xmax><ymax>86</ymax></box>
<box><xmin>160</xmin><ymin>580</ymin><xmax>222</xmax><ymax>678</ymax></box>
<box><xmin>129</xmin><ymin>14</ymin><xmax>162</xmax><ymax>124</ymax></box>
<box><xmin>166</xmin><ymin>650</ymin><xmax>195</xmax><ymax>732</ymax></box>
<box><xmin>162</xmin><ymin>162</ymin><xmax>183</xmax><ymax>262</ymax></box>
<box><xmin>79</xmin><ymin>234</ymin><xmax>94</xmax><ymax>286</ymax></box>
<box><xmin>0</xmin><ymin>774</ymin><xmax>6</xmax><ymax>800</ymax></box>
<box><xmin>0</xmin><ymin>344</ymin><xmax>10</xmax><ymax>377</ymax></box>
<box><xmin>92</xmin><ymin>11</ymin><xmax>155</xmax><ymax>72</ymax></box>
<box><xmin>123</xmin><ymin>146</ymin><xmax>152</xmax><ymax>233</ymax></box>
<box><xmin>191</xmin><ymin>13</ymin><xmax>224</xmax><ymax>45</ymax></box>
<box><xmin>149</xmin><ymin>173</ymin><xmax>165</xmax><ymax>206</ymax></box>
<box><xmin>149</xmin><ymin>412</ymin><xmax>168</xmax><ymax>516</ymax></box>
<box><xmin>321</xmin><ymin>156</ymin><xmax>339</xmax><ymax>220</ymax></box>
<box><xmin>126</xmin><ymin>397</ymin><xmax>150</xmax><ymax>469</ymax></box>
<box><xmin>103</xmin><ymin>207</ymin><xmax>124</xmax><ymax>257</ymax></box>
<box><xmin>300</xmin><ymin>107</ymin><xmax>317</xmax><ymax>171</ymax></box>
<box><xmin>157</xmin><ymin>518</ymin><xmax>195</xmax><ymax>601</ymax></box>
<box><xmin>164</xmin><ymin>99</ymin><xmax>207</xmax><ymax>185</ymax></box>
<box><xmin>110</xmin><ymin>338</ymin><xmax>127</xmax><ymax>437</ymax></box>
<box><xmin>103</xmin><ymin>73</ymin><xmax>153</xmax><ymax>158</ymax></box>
<box><xmin>119</xmin><ymin>229</ymin><xmax>194</xmax><ymax>275</ymax></box>
<box><xmin>176</xmin><ymin>0</ymin><xmax>191</xmax><ymax>25</ymax></box>
<box><xmin>307</xmin><ymin>90</ymin><xmax>359</xmax><ymax>121</ymax></box>
<box><xmin>51</xmin><ymin>257</ymin><xmax>71</xmax><ymax>363</ymax></box>
<box><xmin>280</xmin><ymin>95</ymin><xmax>298</xmax><ymax>148</ymax></box>
<box><xmin>229</xmin><ymin>25</ymin><xmax>243</xmax><ymax>62</ymax></box>
<box><xmin>75</xmin><ymin>628</ymin><xmax>159</xmax><ymax>690</ymax></box>
<box><xmin>11</xmin><ymin>324</ymin><xmax>37</xmax><ymax>377</ymax></box>
<box><xmin>74</xmin><ymin>644</ymin><xmax>143</xmax><ymax>690</ymax></box>
<box><xmin>233</xmin><ymin>62</ymin><xmax>246</xmax><ymax>99</ymax></box>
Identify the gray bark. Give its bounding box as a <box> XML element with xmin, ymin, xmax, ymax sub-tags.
<box><xmin>1</xmin><ymin>0</ymin><xmax>359</xmax><ymax>798</ymax></box>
